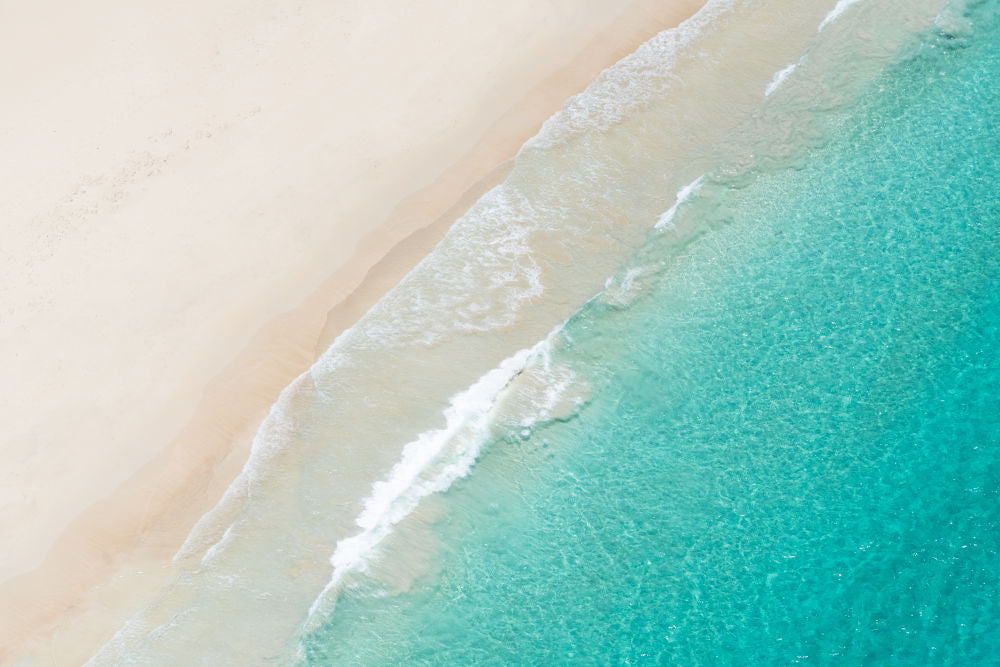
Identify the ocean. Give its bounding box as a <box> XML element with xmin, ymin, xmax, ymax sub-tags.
<box><xmin>90</xmin><ymin>0</ymin><xmax>999</xmax><ymax>663</ymax></box>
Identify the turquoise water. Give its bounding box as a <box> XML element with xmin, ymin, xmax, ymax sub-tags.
<box><xmin>302</xmin><ymin>3</ymin><xmax>1000</xmax><ymax>664</ymax></box>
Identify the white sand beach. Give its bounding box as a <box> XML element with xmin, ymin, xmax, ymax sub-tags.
<box><xmin>0</xmin><ymin>0</ymin><xmax>704</xmax><ymax>661</ymax></box>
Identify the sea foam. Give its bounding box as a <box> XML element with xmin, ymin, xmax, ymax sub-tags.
<box><xmin>765</xmin><ymin>62</ymin><xmax>799</xmax><ymax>97</ymax></box>
<box><xmin>527</xmin><ymin>0</ymin><xmax>737</xmax><ymax>150</ymax></box>
<box><xmin>655</xmin><ymin>176</ymin><xmax>705</xmax><ymax>231</ymax></box>
<box><xmin>301</xmin><ymin>328</ymin><xmax>584</xmax><ymax>631</ymax></box>
<box><xmin>818</xmin><ymin>0</ymin><xmax>865</xmax><ymax>32</ymax></box>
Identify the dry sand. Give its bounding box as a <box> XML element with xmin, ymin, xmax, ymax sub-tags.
<box><xmin>0</xmin><ymin>0</ymin><xmax>704</xmax><ymax>661</ymax></box>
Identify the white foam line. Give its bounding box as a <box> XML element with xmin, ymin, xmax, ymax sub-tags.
<box><xmin>527</xmin><ymin>0</ymin><xmax>740</xmax><ymax>150</ymax></box>
<box><xmin>818</xmin><ymin>0</ymin><xmax>864</xmax><ymax>32</ymax></box>
<box><xmin>655</xmin><ymin>176</ymin><xmax>705</xmax><ymax>230</ymax></box>
<box><xmin>303</xmin><ymin>335</ymin><xmax>557</xmax><ymax>628</ymax></box>
<box><xmin>765</xmin><ymin>62</ymin><xmax>798</xmax><ymax>97</ymax></box>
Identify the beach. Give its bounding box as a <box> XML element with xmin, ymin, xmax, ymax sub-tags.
<box><xmin>6</xmin><ymin>0</ymin><xmax>995</xmax><ymax>663</ymax></box>
<box><xmin>0</xmin><ymin>0</ymin><xmax>706</xmax><ymax>662</ymax></box>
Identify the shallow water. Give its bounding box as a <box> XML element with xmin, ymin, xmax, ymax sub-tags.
<box><xmin>84</xmin><ymin>0</ymin><xmax>1000</xmax><ymax>663</ymax></box>
<box><xmin>299</xmin><ymin>1</ymin><xmax>1000</xmax><ymax>663</ymax></box>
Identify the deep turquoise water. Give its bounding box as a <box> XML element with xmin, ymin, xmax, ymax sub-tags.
<box><xmin>302</xmin><ymin>2</ymin><xmax>1000</xmax><ymax>663</ymax></box>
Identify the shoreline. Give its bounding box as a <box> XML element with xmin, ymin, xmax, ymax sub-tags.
<box><xmin>0</xmin><ymin>0</ymin><xmax>706</xmax><ymax>662</ymax></box>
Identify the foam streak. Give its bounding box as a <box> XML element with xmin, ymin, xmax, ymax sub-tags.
<box><xmin>655</xmin><ymin>176</ymin><xmax>705</xmax><ymax>230</ymax></box>
<box><xmin>765</xmin><ymin>62</ymin><xmax>798</xmax><ymax>97</ymax></box>
<box><xmin>818</xmin><ymin>0</ymin><xmax>864</xmax><ymax>32</ymax></box>
<box><xmin>302</xmin><ymin>336</ymin><xmax>559</xmax><ymax>628</ymax></box>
